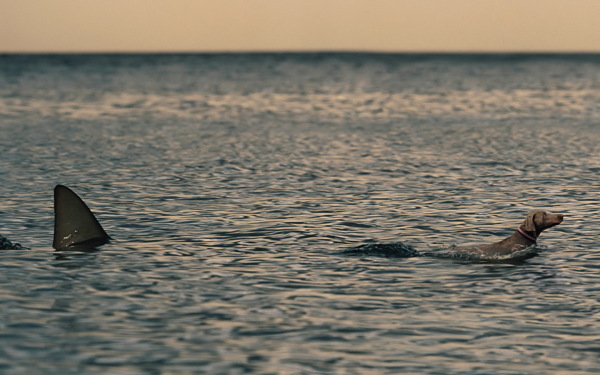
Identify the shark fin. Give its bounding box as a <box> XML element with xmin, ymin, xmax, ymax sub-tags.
<box><xmin>52</xmin><ymin>185</ymin><xmax>110</xmax><ymax>250</ymax></box>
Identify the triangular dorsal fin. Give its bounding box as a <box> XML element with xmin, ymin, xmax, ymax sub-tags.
<box><xmin>52</xmin><ymin>185</ymin><xmax>110</xmax><ymax>250</ymax></box>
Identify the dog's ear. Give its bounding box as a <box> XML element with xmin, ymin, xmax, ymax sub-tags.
<box><xmin>522</xmin><ymin>211</ymin><xmax>539</xmax><ymax>232</ymax></box>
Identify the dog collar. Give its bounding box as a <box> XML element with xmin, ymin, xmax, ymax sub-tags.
<box><xmin>517</xmin><ymin>227</ymin><xmax>537</xmax><ymax>242</ymax></box>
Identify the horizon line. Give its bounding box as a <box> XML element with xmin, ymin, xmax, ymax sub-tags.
<box><xmin>3</xmin><ymin>49</ymin><xmax>600</xmax><ymax>55</ymax></box>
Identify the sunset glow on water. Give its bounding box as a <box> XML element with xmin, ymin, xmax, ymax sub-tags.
<box><xmin>1</xmin><ymin>53</ymin><xmax>600</xmax><ymax>374</ymax></box>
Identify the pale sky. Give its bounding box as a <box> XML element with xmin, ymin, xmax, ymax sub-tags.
<box><xmin>2</xmin><ymin>0</ymin><xmax>600</xmax><ymax>53</ymax></box>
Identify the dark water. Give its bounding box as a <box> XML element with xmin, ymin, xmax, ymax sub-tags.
<box><xmin>1</xmin><ymin>53</ymin><xmax>600</xmax><ymax>374</ymax></box>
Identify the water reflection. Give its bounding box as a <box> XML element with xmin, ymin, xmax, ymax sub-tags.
<box><xmin>1</xmin><ymin>54</ymin><xmax>600</xmax><ymax>374</ymax></box>
<box><xmin>52</xmin><ymin>248</ymin><xmax>101</xmax><ymax>268</ymax></box>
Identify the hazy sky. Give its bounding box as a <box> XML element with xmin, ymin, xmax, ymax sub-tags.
<box><xmin>2</xmin><ymin>0</ymin><xmax>600</xmax><ymax>53</ymax></box>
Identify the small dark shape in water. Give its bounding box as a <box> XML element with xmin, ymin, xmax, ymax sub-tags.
<box><xmin>342</xmin><ymin>242</ymin><xmax>421</xmax><ymax>258</ymax></box>
<box><xmin>0</xmin><ymin>234</ymin><xmax>27</xmax><ymax>250</ymax></box>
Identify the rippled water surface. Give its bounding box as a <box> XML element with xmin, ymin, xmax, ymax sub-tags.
<box><xmin>1</xmin><ymin>54</ymin><xmax>600</xmax><ymax>374</ymax></box>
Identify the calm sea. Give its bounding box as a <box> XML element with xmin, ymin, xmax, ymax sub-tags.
<box><xmin>1</xmin><ymin>53</ymin><xmax>600</xmax><ymax>374</ymax></box>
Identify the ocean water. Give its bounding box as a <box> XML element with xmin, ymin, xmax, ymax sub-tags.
<box><xmin>1</xmin><ymin>53</ymin><xmax>600</xmax><ymax>374</ymax></box>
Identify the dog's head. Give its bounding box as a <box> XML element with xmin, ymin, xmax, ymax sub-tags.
<box><xmin>521</xmin><ymin>210</ymin><xmax>563</xmax><ymax>236</ymax></box>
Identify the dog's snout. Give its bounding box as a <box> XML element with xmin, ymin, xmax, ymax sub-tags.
<box><xmin>556</xmin><ymin>214</ymin><xmax>564</xmax><ymax>221</ymax></box>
